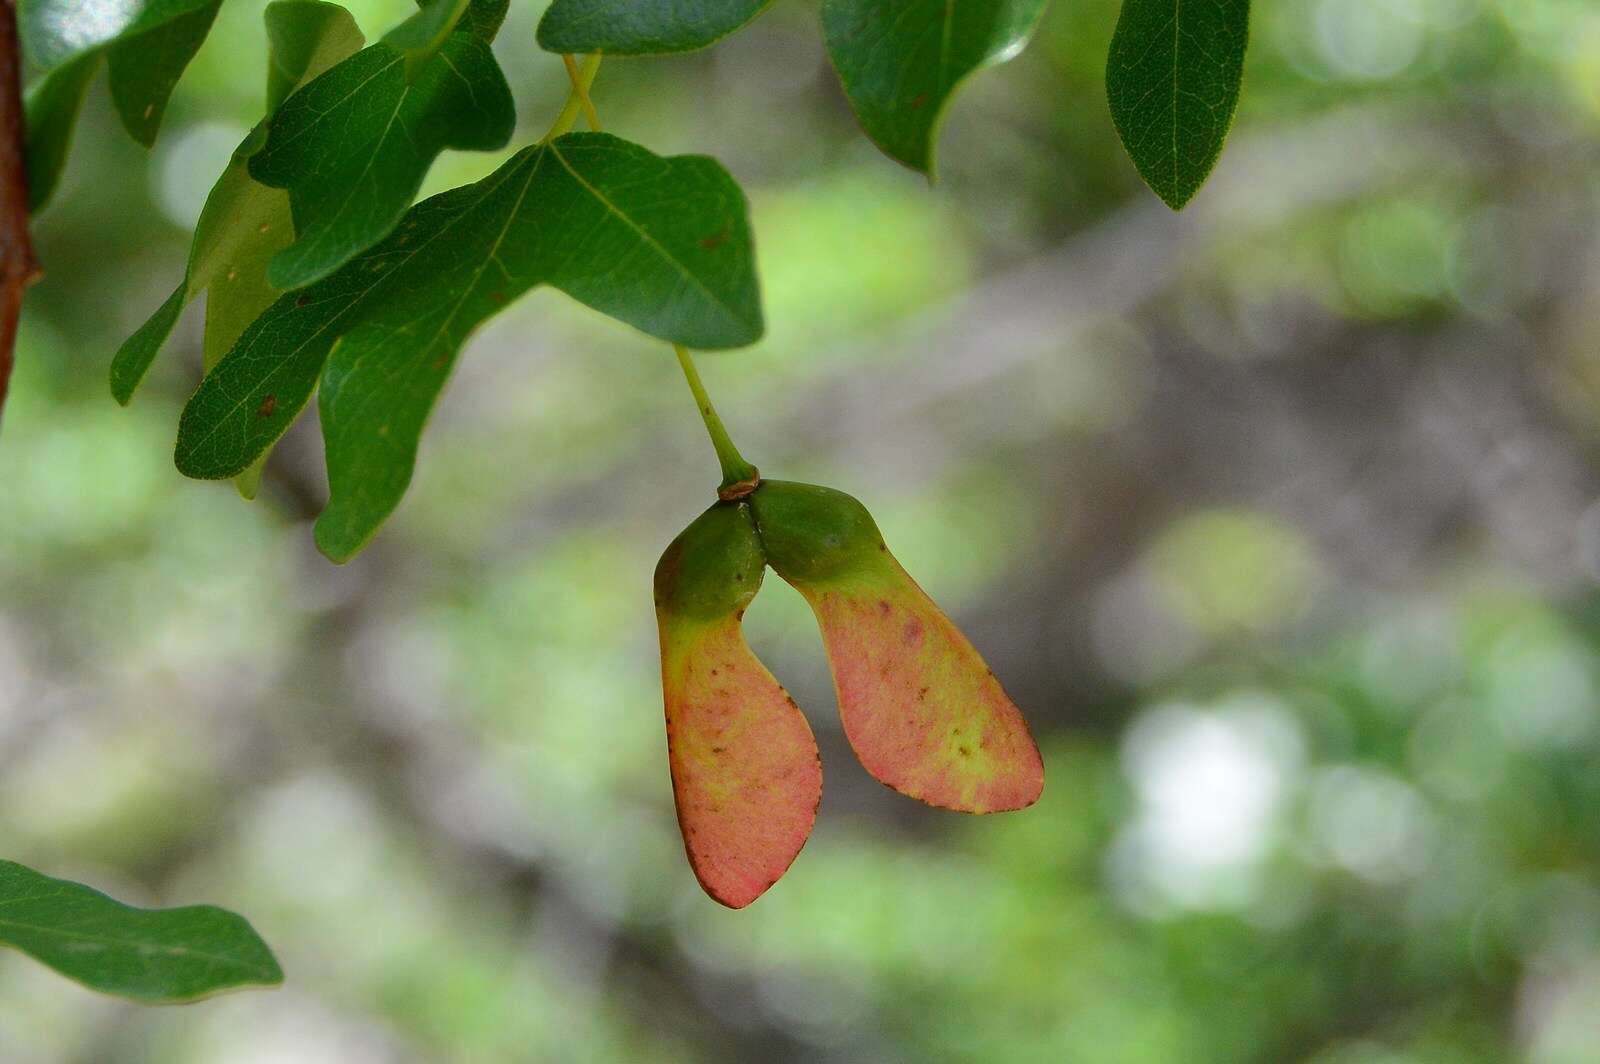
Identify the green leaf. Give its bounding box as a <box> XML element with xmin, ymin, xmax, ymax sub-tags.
<box><xmin>174</xmin><ymin>133</ymin><xmax>763</xmax><ymax>560</ymax></box>
<box><xmin>23</xmin><ymin>51</ymin><xmax>100</xmax><ymax>213</ymax></box>
<box><xmin>1105</xmin><ymin>0</ymin><xmax>1250</xmax><ymax>209</ymax></box>
<box><xmin>0</xmin><ymin>859</ymin><xmax>281</xmax><ymax>1003</ymax></box>
<box><xmin>110</xmin><ymin>283</ymin><xmax>186</xmax><ymax>403</ymax></box>
<box><xmin>536</xmin><ymin>0</ymin><xmax>770</xmax><ymax>55</ymax></box>
<box><xmin>265</xmin><ymin>0</ymin><xmax>369</xmax><ymax>111</ymax></box>
<box><xmin>18</xmin><ymin>0</ymin><xmax>225</xmax><ymax>171</ymax></box>
<box><xmin>111</xmin><ymin>0</ymin><xmax>366</xmax><ymax>408</ymax></box>
<box><xmin>384</xmin><ymin>0</ymin><xmax>471</xmax><ymax>81</ymax></box>
<box><xmin>18</xmin><ymin>0</ymin><xmax>218</xmax><ymax>73</ymax></box>
<box><xmin>821</xmin><ymin>0</ymin><xmax>1047</xmax><ymax>175</ymax></box>
<box><xmin>248</xmin><ymin>33</ymin><xmax>516</xmax><ymax>290</ymax></box>
<box><xmin>459</xmin><ymin>0</ymin><xmax>509</xmax><ymax>40</ymax></box>
<box><xmin>105</xmin><ymin>0</ymin><xmax>222</xmax><ymax>146</ymax></box>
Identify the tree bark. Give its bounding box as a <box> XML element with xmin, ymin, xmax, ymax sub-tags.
<box><xmin>0</xmin><ymin>0</ymin><xmax>39</xmax><ymax>421</ymax></box>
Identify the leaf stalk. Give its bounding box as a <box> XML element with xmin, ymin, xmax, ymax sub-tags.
<box><xmin>541</xmin><ymin>53</ymin><xmax>602</xmax><ymax>142</ymax></box>
<box><xmin>543</xmin><ymin>54</ymin><xmax>756</xmax><ymax>497</ymax></box>
<box><xmin>674</xmin><ymin>343</ymin><xmax>758</xmax><ymax>495</ymax></box>
<box><xmin>561</xmin><ymin>54</ymin><xmax>603</xmax><ymax>132</ymax></box>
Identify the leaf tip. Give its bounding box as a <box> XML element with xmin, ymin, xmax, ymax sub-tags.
<box><xmin>312</xmin><ymin>514</ymin><xmax>362</xmax><ymax>565</ymax></box>
<box><xmin>1153</xmin><ymin>181</ymin><xmax>1197</xmax><ymax>211</ymax></box>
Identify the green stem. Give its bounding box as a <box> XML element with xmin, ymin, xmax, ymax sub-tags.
<box><xmin>561</xmin><ymin>53</ymin><xmax>603</xmax><ymax>132</ymax></box>
<box><xmin>543</xmin><ymin>57</ymin><xmax>756</xmax><ymax>495</ymax></box>
<box><xmin>674</xmin><ymin>343</ymin><xmax>758</xmax><ymax>493</ymax></box>
<box><xmin>540</xmin><ymin>53</ymin><xmax>602</xmax><ymax>142</ymax></box>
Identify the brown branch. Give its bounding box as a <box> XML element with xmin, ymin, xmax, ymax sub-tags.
<box><xmin>0</xmin><ymin>0</ymin><xmax>40</xmax><ymax>421</ymax></box>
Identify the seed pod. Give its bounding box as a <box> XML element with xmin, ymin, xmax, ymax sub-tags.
<box><xmin>654</xmin><ymin>500</ymin><xmax>822</xmax><ymax>907</ymax></box>
<box><xmin>751</xmin><ymin>481</ymin><xmax>1044</xmax><ymax>814</ymax></box>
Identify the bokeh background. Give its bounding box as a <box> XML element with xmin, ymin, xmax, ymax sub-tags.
<box><xmin>5</xmin><ymin>0</ymin><xmax>1600</xmax><ymax>1059</ymax></box>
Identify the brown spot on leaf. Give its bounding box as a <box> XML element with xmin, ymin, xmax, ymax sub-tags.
<box><xmin>910</xmin><ymin>93</ymin><xmax>929</xmax><ymax>109</ymax></box>
<box><xmin>698</xmin><ymin>228</ymin><xmax>729</xmax><ymax>250</ymax></box>
<box><xmin>256</xmin><ymin>394</ymin><xmax>277</xmax><ymax>418</ymax></box>
<box><xmin>878</xmin><ymin>600</ymin><xmax>891</xmax><ymax>616</ymax></box>
<box><xmin>295</xmin><ymin>294</ymin><xmax>311</xmax><ymax>308</ymax></box>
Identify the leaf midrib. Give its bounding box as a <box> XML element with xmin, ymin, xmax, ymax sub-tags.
<box><xmin>259</xmin><ymin>50</ymin><xmax>404</xmax><ymax>161</ymax></box>
<box><xmin>0</xmin><ymin>916</ymin><xmax>265</xmax><ymax>973</ymax></box>
<box><xmin>545</xmin><ymin>139</ymin><xmax>751</xmax><ymax>335</ymax></box>
<box><xmin>1171</xmin><ymin>0</ymin><xmax>1180</xmax><ymax>192</ymax></box>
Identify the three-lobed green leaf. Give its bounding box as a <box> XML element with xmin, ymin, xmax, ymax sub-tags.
<box><xmin>821</xmin><ymin>0</ymin><xmax>1048</xmax><ymax>176</ymax></box>
<box><xmin>0</xmin><ymin>860</ymin><xmax>281</xmax><ymax>1003</ymax></box>
<box><xmin>247</xmin><ymin>30</ymin><xmax>515</xmax><ymax>290</ymax></box>
<box><xmin>175</xmin><ymin>132</ymin><xmax>763</xmax><ymax>561</ymax></box>
<box><xmin>536</xmin><ymin>0</ymin><xmax>771</xmax><ymax>55</ymax></box>
<box><xmin>1105</xmin><ymin>0</ymin><xmax>1250</xmax><ymax>209</ymax></box>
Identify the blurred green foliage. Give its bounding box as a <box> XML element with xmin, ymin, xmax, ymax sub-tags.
<box><xmin>3</xmin><ymin>0</ymin><xmax>1600</xmax><ymax>1059</ymax></box>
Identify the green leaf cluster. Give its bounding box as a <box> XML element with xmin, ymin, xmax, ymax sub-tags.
<box><xmin>110</xmin><ymin>0</ymin><xmax>368</xmax><ymax>496</ymax></box>
<box><xmin>247</xmin><ymin>28</ymin><xmax>514</xmax><ymax>289</ymax></box>
<box><xmin>96</xmin><ymin>0</ymin><xmax>1259</xmax><ymax>569</ymax></box>
<box><xmin>175</xmin><ymin>131</ymin><xmax>760</xmax><ymax>561</ymax></box>
<box><xmin>536</xmin><ymin>0</ymin><xmax>1050</xmax><ymax>178</ymax></box>
<box><xmin>534</xmin><ymin>0</ymin><xmax>1247</xmax><ymax>198</ymax></box>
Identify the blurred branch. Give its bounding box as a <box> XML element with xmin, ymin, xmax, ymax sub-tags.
<box><xmin>0</xmin><ymin>0</ymin><xmax>39</xmax><ymax>422</ymax></box>
<box><xmin>781</xmin><ymin>102</ymin><xmax>1467</xmax><ymax>444</ymax></box>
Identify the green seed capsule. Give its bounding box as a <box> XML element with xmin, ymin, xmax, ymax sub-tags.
<box><xmin>654</xmin><ymin>501</ymin><xmax>767</xmax><ymax>621</ymax></box>
<box><xmin>747</xmin><ymin>480</ymin><xmax>885</xmax><ymax>584</ymax></box>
